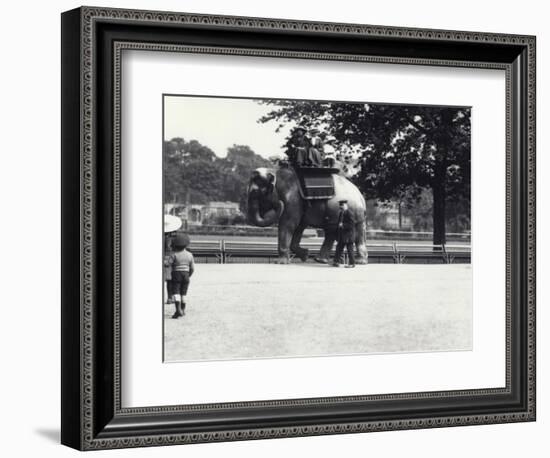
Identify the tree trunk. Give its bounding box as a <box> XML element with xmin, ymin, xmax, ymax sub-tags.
<box><xmin>432</xmin><ymin>162</ymin><xmax>446</xmax><ymax>246</ymax></box>
<box><xmin>398</xmin><ymin>201</ymin><xmax>402</xmax><ymax>229</ymax></box>
<box><xmin>432</xmin><ymin>110</ymin><xmax>454</xmax><ymax>247</ymax></box>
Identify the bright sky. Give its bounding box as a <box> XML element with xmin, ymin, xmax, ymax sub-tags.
<box><xmin>164</xmin><ymin>95</ymin><xmax>293</xmax><ymax>159</ymax></box>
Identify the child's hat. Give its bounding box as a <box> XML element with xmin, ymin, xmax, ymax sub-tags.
<box><xmin>173</xmin><ymin>234</ymin><xmax>190</xmax><ymax>248</ymax></box>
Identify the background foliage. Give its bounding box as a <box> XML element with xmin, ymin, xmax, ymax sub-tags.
<box><xmin>260</xmin><ymin>101</ymin><xmax>471</xmax><ymax>243</ymax></box>
<box><xmin>163</xmin><ymin>139</ymin><xmax>271</xmax><ymax>211</ymax></box>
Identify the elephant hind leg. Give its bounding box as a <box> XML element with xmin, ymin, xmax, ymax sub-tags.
<box><xmin>355</xmin><ymin>221</ymin><xmax>368</xmax><ymax>264</ymax></box>
<box><xmin>317</xmin><ymin>230</ymin><xmax>336</xmax><ymax>263</ymax></box>
<box><xmin>290</xmin><ymin>221</ymin><xmax>309</xmax><ymax>262</ymax></box>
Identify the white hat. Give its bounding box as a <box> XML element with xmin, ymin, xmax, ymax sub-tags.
<box><xmin>164</xmin><ymin>214</ymin><xmax>182</xmax><ymax>233</ymax></box>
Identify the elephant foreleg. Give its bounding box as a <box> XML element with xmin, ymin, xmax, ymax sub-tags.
<box><xmin>277</xmin><ymin>216</ymin><xmax>298</xmax><ymax>264</ymax></box>
<box><xmin>290</xmin><ymin>220</ymin><xmax>309</xmax><ymax>262</ymax></box>
<box><xmin>355</xmin><ymin>221</ymin><xmax>368</xmax><ymax>264</ymax></box>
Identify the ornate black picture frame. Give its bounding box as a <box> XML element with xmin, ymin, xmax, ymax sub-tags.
<box><xmin>61</xmin><ymin>6</ymin><xmax>536</xmax><ymax>450</ymax></box>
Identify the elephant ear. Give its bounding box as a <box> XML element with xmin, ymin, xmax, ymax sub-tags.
<box><xmin>266</xmin><ymin>171</ymin><xmax>276</xmax><ymax>194</ymax></box>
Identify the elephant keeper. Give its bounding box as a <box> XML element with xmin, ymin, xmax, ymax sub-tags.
<box><xmin>164</xmin><ymin>234</ymin><xmax>195</xmax><ymax>319</ymax></box>
<box><xmin>333</xmin><ymin>200</ymin><xmax>356</xmax><ymax>268</ymax></box>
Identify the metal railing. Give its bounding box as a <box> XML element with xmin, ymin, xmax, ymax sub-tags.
<box><xmin>183</xmin><ymin>225</ymin><xmax>471</xmax><ymax>241</ymax></box>
<box><xmin>185</xmin><ymin>240</ymin><xmax>471</xmax><ymax>264</ymax></box>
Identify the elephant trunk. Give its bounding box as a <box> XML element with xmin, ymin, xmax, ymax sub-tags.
<box><xmin>247</xmin><ymin>188</ymin><xmax>280</xmax><ymax>227</ymax></box>
<box><xmin>250</xmin><ymin>208</ymin><xmax>279</xmax><ymax>227</ymax></box>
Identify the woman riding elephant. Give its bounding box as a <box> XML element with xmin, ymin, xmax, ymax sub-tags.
<box><xmin>307</xmin><ymin>127</ymin><xmax>324</xmax><ymax>167</ymax></box>
<box><xmin>285</xmin><ymin>125</ymin><xmax>310</xmax><ymax>167</ymax></box>
<box><xmin>247</xmin><ymin>165</ymin><xmax>368</xmax><ymax>264</ymax></box>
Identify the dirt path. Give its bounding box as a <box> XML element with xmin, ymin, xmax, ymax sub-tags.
<box><xmin>164</xmin><ymin>264</ymin><xmax>472</xmax><ymax>362</ymax></box>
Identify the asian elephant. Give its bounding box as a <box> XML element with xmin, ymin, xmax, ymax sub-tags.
<box><xmin>247</xmin><ymin>166</ymin><xmax>368</xmax><ymax>264</ymax></box>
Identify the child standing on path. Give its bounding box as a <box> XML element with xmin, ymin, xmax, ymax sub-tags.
<box><xmin>165</xmin><ymin>233</ymin><xmax>195</xmax><ymax>319</ymax></box>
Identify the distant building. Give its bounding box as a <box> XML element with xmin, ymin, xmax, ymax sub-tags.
<box><xmin>202</xmin><ymin>201</ymin><xmax>240</xmax><ymax>220</ymax></box>
<box><xmin>164</xmin><ymin>201</ymin><xmax>240</xmax><ymax>225</ymax></box>
<box><xmin>164</xmin><ymin>202</ymin><xmax>187</xmax><ymax>220</ymax></box>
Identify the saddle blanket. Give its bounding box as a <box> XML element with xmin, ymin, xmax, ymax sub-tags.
<box><xmin>296</xmin><ymin>167</ymin><xmax>337</xmax><ymax>200</ymax></box>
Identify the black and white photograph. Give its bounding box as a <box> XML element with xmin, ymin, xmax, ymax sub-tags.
<box><xmin>1</xmin><ymin>0</ymin><xmax>544</xmax><ymax>454</ymax></box>
<box><xmin>162</xmin><ymin>95</ymin><xmax>472</xmax><ymax>362</ymax></box>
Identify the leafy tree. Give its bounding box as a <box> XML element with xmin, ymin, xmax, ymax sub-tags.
<box><xmin>218</xmin><ymin>145</ymin><xmax>272</xmax><ymax>210</ymax></box>
<box><xmin>166</xmin><ymin>137</ymin><xmax>216</xmax><ymax>163</ymax></box>
<box><xmin>163</xmin><ymin>140</ymin><xmax>185</xmax><ymax>202</ymax></box>
<box><xmin>259</xmin><ymin>101</ymin><xmax>470</xmax><ymax>244</ymax></box>
<box><xmin>163</xmin><ymin>138</ymin><xmax>220</xmax><ymax>202</ymax></box>
<box><xmin>182</xmin><ymin>161</ymin><xmax>226</xmax><ymax>201</ymax></box>
<box><xmin>163</xmin><ymin>139</ymin><xmax>271</xmax><ymax>213</ymax></box>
